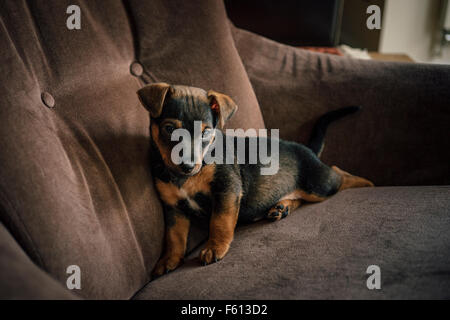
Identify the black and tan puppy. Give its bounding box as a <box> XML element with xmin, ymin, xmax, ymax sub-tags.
<box><xmin>137</xmin><ymin>83</ymin><xmax>373</xmax><ymax>277</ymax></box>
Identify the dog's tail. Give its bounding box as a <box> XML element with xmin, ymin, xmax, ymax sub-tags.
<box><xmin>308</xmin><ymin>106</ymin><xmax>361</xmax><ymax>157</ymax></box>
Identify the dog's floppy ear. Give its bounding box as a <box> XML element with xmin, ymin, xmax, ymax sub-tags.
<box><xmin>137</xmin><ymin>83</ymin><xmax>172</xmax><ymax>118</ymax></box>
<box><xmin>207</xmin><ymin>90</ymin><xmax>238</xmax><ymax>128</ymax></box>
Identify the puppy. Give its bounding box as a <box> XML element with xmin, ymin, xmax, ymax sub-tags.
<box><xmin>137</xmin><ymin>83</ymin><xmax>373</xmax><ymax>277</ymax></box>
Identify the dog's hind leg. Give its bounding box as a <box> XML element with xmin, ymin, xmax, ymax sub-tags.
<box><xmin>332</xmin><ymin>166</ymin><xmax>374</xmax><ymax>190</ymax></box>
<box><xmin>266</xmin><ymin>190</ymin><xmax>327</xmax><ymax>221</ymax></box>
<box><xmin>267</xmin><ymin>199</ymin><xmax>302</xmax><ymax>221</ymax></box>
<box><xmin>266</xmin><ymin>165</ymin><xmax>373</xmax><ymax>222</ymax></box>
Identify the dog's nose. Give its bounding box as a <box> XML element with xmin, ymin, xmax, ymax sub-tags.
<box><xmin>180</xmin><ymin>163</ymin><xmax>195</xmax><ymax>173</ymax></box>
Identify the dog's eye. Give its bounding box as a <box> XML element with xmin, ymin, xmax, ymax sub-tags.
<box><xmin>164</xmin><ymin>124</ymin><xmax>175</xmax><ymax>134</ymax></box>
<box><xmin>202</xmin><ymin>128</ymin><xmax>212</xmax><ymax>139</ymax></box>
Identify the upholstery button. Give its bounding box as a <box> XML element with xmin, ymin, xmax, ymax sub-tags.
<box><xmin>130</xmin><ymin>61</ymin><xmax>143</xmax><ymax>77</ymax></box>
<box><xmin>41</xmin><ymin>92</ymin><xmax>55</xmax><ymax>108</ymax></box>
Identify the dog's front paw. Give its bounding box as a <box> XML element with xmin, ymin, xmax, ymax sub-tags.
<box><xmin>152</xmin><ymin>255</ymin><xmax>183</xmax><ymax>278</ymax></box>
<box><xmin>199</xmin><ymin>241</ymin><xmax>229</xmax><ymax>266</ymax></box>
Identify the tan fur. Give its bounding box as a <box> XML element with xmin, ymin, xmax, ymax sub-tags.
<box><xmin>269</xmin><ymin>168</ymin><xmax>374</xmax><ymax>221</ymax></box>
<box><xmin>155</xmin><ymin>164</ymin><xmax>216</xmax><ymax>207</ymax></box>
<box><xmin>152</xmin><ymin>214</ymin><xmax>190</xmax><ymax>276</ymax></box>
<box><xmin>267</xmin><ymin>199</ymin><xmax>303</xmax><ymax>221</ymax></box>
<box><xmin>332</xmin><ymin>166</ymin><xmax>374</xmax><ymax>190</ymax></box>
<box><xmin>281</xmin><ymin>189</ymin><xmax>327</xmax><ymax>203</ymax></box>
<box><xmin>155</xmin><ymin>179</ymin><xmax>182</xmax><ymax>207</ymax></box>
<box><xmin>183</xmin><ymin>164</ymin><xmax>215</xmax><ymax>195</ymax></box>
<box><xmin>199</xmin><ymin>193</ymin><xmax>241</xmax><ymax>265</ymax></box>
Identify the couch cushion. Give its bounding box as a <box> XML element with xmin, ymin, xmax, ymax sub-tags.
<box><xmin>232</xmin><ymin>26</ymin><xmax>450</xmax><ymax>187</ymax></box>
<box><xmin>0</xmin><ymin>0</ymin><xmax>157</xmax><ymax>299</ymax></box>
<box><xmin>0</xmin><ymin>0</ymin><xmax>263</xmax><ymax>299</ymax></box>
<box><xmin>135</xmin><ymin>186</ymin><xmax>450</xmax><ymax>299</ymax></box>
<box><xmin>0</xmin><ymin>223</ymin><xmax>78</xmax><ymax>299</ymax></box>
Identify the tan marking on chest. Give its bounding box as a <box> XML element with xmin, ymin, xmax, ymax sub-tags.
<box><xmin>155</xmin><ymin>164</ymin><xmax>216</xmax><ymax>207</ymax></box>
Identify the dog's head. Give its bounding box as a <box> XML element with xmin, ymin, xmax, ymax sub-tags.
<box><xmin>137</xmin><ymin>83</ymin><xmax>238</xmax><ymax>176</ymax></box>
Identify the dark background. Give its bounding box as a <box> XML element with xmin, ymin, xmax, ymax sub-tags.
<box><xmin>225</xmin><ymin>0</ymin><xmax>385</xmax><ymax>50</ymax></box>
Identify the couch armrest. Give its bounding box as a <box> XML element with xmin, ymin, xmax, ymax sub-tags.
<box><xmin>0</xmin><ymin>223</ymin><xmax>78</xmax><ymax>299</ymax></box>
<box><xmin>232</xmin><ymin>26</ymin><xmax>450</xmax><ymax>186</ymax></box>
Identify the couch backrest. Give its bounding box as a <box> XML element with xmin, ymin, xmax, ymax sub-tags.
<box><xmin>0</xmin><ymin>0</ymin><xmax>265</xmax><ymax>299</ymax></box>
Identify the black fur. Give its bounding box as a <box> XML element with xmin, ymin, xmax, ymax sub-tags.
<box><xmin>149</xmin><ymin>98</ymin><xmax>354</xmax><ymax>224</ymax></box>
<box><xmin>138</xmin><ymin>84</ymin><xmax>374</xmax><ymax>273</ymax></box>
<box><xmin>308</xmin><ymin>106</ymin><xmax>361</xmax><ymax>156</ymax></box>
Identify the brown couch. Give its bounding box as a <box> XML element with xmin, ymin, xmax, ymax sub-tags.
<box><xmin>0</xmin><ymin>0</ymin><xmax>449</xmax><ymax>300</ymax></box>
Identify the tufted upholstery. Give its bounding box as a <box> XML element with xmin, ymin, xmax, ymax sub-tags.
<box><xmin>0</xmin><ymin>0</ymin><xmax>264</xmax><ymax>299</ymax></box>
<box><xmin>0</xmin><ymin>0</ymin><xmax>449</xmax><ymax>300</ymax></box>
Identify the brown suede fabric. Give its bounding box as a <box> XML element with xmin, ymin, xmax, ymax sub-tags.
<box><xmin>232</xmin><ymin>26</ymin><xmax>450</xmax><ymax>187</ymax></box>
<box><xmin>0</xmin><ymin>223</ymin><xmax>78</xmax><ymax>300</ymax></box>
<box><xmin>0</xmin><ymin>0</ymin><xmax>158</xmax><ymax>299</ymax></box>
<box><xmin>135</xmin><ymin>186</ymin><xmax>450</xmax><ymax>300</ymax></box>
<box><xmin>0</xmin><ymin>0</ymin><xmax>263</xmax><ymax>299</ymax></box>
<box><xmin>0</xmin><ymin>1</ymin><xmax>449</xmax><ymax>300</ymax></box>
